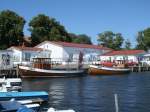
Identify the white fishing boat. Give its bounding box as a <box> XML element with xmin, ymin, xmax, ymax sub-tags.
<box><xmin>6</xmin><ymin>78</ymin><xmax>22</xmax><ymax>86</ymax></box>
<box><xmin>0</xmin><ymin>82</ymin><xmax>22</xmax><ymax>92</ymax></box>
<box><xmin>0</xmin><ymin>77</ymin><xmax>22</xmax><ymax>86</ymax></box>
<box><xmin>0</xmin><ymin>77</ymin><xmax>22</xmax><ymax>92</ymax></box>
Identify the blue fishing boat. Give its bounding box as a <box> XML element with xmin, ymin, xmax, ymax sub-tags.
<box><xmin>0</xmin><ymin>91</ymin><xmax>49</xmax><ymax>101</ymax></box>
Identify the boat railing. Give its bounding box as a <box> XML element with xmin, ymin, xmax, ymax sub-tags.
<box><xmin>19</xmin><ymin>58</ymin><xmax>85</xmax><ymax>70</ymax></box>
<box><xmin>51</xmin><ymin>58</ymin><xmax>84</xmax><ymax>70</ymax></box>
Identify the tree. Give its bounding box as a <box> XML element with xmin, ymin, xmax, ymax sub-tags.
<box><xmin>0</xmin><ymin>10</ymin><xmax>25</xmax><ymax>49</ymax></box>
<box><xmin>97</xmin><ymin>31</ymin><xmax>114</xmax><ymax>48</ymax></box>
<box><xmin>70</xmin><ymin>33</ymin><xmax>92</xmax><ymax>44</ymax></box>
<box><xmin>136</xmin><ymin>31</ymin><xmax>145</xmax><ymax>50</ymax></box>
<box><xmin>113</xmin><ymin>33</ymin><xmax>124</xmax><ymax>50</ymax></box>
<box><xmin>97</xmin><ymin>31</ymin><xmax>124</xmax><ymax>50</ymax></box>
<box><xmin>124</xmin><ymin>39</ymin><xmax>131</xmax><ymax>50</ymax></box>
<box><xmin>29</xmin><ymin>14</ymin><xmax>71</xmax><ymax>46</ymax></box>
<box><xmin>136</xmin><ymin>28</ymin><xmax>150</xmax><ymax>51</ymax></box>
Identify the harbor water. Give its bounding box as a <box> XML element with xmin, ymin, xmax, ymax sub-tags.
<box><xmin>22</xmin><ymin>72</ymin><xmax>150</xmax><ymax>112</ymax></box>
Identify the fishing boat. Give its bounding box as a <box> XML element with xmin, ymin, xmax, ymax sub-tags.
<box><xmin>0</xmin><ymin>77</ymin><xmax>22</xmax><ymax>92</ymax></box>
<box><xmin>0</xmin><ymin>82</ymin><xmax>22</xmax><ymax>92</ymax></box>
<box><xmin>88</xmin><ymin>65</ymin><xmax>130</xmax><ymax>75</ymax></box>
<box><xmin>19</xmin><ymin>58</ymin><xmax>84</xmax><ymax>78</ymax></box>
<box><xmin>0</xmin><ymin>77</ymin><xmax>22</xmax><ymax>86</ymax></box>
<box><xmin>0</xmin><ymin>91</ymin><xmax>49</xmax><ymax>101</ymax></box>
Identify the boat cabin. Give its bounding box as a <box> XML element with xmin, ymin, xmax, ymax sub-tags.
<box><xmin>32</xmin><ymin>58</ymin><xmax>51</xmax><ymax>70</ymax></box>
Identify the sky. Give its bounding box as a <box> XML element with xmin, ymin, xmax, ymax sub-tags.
<box><xmin>0</xmin><ymin>0</ymin><xmax>150</xmax><ymax>47</ymax></box>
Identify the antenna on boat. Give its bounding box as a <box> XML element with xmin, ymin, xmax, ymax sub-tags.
<box><xmin>114</xmin><ymin>94</ymin><xmax>119</xmax><ymax>112</ymax></box>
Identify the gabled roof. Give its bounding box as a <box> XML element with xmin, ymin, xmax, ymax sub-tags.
<box><xmin>35</xmin><ymin>41</ymin><xmax>112</xmax><ymax>50</ymax></box>
<box><xmin>8</xmin><ymin>46</ymin><xmax>43</xmax><ymax>51</ymax></box>
<box><xmin>102</xmin><ymin>50</ymin><xmax>145</xmax><ymax>56</ymax></box>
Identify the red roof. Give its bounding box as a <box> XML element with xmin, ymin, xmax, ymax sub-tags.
<box><xmin>37</xmin><ymin>41</ymin><xmax>112</xmax><ymax>50</ymax></box>
<box><xmin>102</xmin><ymin>50</ymin><xmax>145</xmax><ymax>56</ymax></box>
<box><xmin>9</xmin><ymin>46</ymin><xmax>43</xmax><ymax>51</ymax></box>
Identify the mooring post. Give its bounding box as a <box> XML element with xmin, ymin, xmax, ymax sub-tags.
<box><xmin>131</xmin><ymin>67</ymin><xmax>133</xmax><ymax>72</ymax></box>
<box><xmin>16</xmin><ymin>64</ymin><xmax>19</xmax><ymax>78</ymax></box>
<box><xmin>139</xmin><ymin>66</ymin><xmax>141</xmax><ymax>72</ymax></box>
<box><xmin>114</xmin><ymin>94</ymin><xmax>119</xmax><ymax>112</ymax></box>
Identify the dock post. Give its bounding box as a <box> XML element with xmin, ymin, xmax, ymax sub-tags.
<box><xmin>131</xmin><ymin>67</ymin><xmax>133</xmax><ymax>72</ymax></box>
<box><xmin>16</xmin><ymin>64</ymin><xmax>19</xmax><ymax>78</ymax></box>
<box><xmin>114</xmin><ymin>94</ymin><xmax>119</xmax><ymax>112</ymax></box>
<box><xmin>138</xmin><ymin>66</ymin><xmax>141</xmax><ymax>72</ymax></box>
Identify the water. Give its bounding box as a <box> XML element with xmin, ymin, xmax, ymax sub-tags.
<box><xmin>22</xmin><ymin>72</ymin><xmax>150</xmax><ymax>112</ymax></box>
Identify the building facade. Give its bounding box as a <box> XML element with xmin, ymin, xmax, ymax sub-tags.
<box><xmin>35</xmin><ymin>41</ymin><xmax>111</xmax><ymax>64</ymax></box>
<box><xmin>7</xmin><ymin>46</ymin><xmax>51</xmax><ymax>66</ymax></box>
<box><xmin>100</xmin><ymin>50</ymin><xmax>145</xmax><ymax>64</ymax></box>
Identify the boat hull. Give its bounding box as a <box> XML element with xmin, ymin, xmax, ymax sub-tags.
<box><xmin>19</xmin><ymin>66</ymin><xmax>84</xmax><ymax>78</ymax></box>
<box><xmin>88</xmin><ymin>65</ymin><xmax>130</xmax><ymax>75</ymax></box>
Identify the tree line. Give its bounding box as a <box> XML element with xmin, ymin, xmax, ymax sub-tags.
<box><xmin>0</xmin><ymin>10</ymin><xmax>149</xmax><ymax>51</ymax></box>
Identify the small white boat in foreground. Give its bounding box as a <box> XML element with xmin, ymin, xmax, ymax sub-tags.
<box><xmin>0</xmin><ymin>77</ymin><xmax>22</xmax><ymax>86</ymax></box>
<box><xmin>0</xmin><ymin>77</ymin><xmax>22</xmax><ymax>92</ymax></box>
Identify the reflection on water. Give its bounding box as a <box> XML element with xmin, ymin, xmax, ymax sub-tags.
<box><xmin>22</xmin><ymin>72</ymin><xmax>150</xmax><ymax>112</ymax></box>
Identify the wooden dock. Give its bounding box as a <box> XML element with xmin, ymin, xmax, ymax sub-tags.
<box><xmin>129</xmin><ymin>66</ymin><xmax>150</xmax><ymax>72</ymax></box>
<box><xmin>0</xmin><ymin>68</ymin><xmax>18</xmax><ymax>78</ymax></box>
<box><xmin>0</xmin><ymin>65</ymin><xmax>150</xmax><ymax>78</ymax></box>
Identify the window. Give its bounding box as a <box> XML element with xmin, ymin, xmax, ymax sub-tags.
<box><xmin>2</xmin><ymin>54</ymin><xmax>10</xmax><ymax>65</ymax></box>
<box><xmin>24</xmin><ymin>53</ymin><xmax>31</xmax><ymax>61</ymax></box>
<box><xmin>68</xmin><ymin>53</ymin><xmax>73</xmax><ymax>62</ymax></box>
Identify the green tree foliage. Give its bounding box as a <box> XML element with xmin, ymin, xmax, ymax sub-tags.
<box><xmin>97</xmin><ymin>31</ymin><xmax>124</xmax><ymax>50</ymax></box>
<box><xmin>136</xmin><ymin>31</ymin><xmax>144</xmax><ymax>50</ymax></box>
<box><xmin>29</xmin><ymin>14</ymin><xmax>71</xmax><ymax>46</ymax></box>
<box><xmin>124</xmin><ymin>39</ymin><xmax>131</xmax><ymax>50</ymax></box>
<box><xmin>136</xmin><ymin>28</ymin><xmax>150</xmax><ymax>51</ymax></box>
<box><xmin>70</xmin><ymin>33</ymin><xmax>92</xmax><ymax>44</ymax></box>
<box><xmin>0</xmin><ymin>10</ymin><xmax>25</xmax><ymax>49</ymax></box>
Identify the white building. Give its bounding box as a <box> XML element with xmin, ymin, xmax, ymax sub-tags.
<box><xmin>100</xmin><ymin>50</ymin><xmax>145</xmax><ymax>64</ymax></box>
<box><xmin>5</xmin><ymin>41</ymin><xmax>111</xmax><ymax>67</ymax></box>
<box><xmin>7</xmin><ymin>46</ymin><xmax>51</xmax><ymax>66</ymax></box>
<box><xmin>141</xmin><ymin>53</ymin><xmax>150</xmax><ymax>66</ymax></box>
<box><xmin>35</xmin><ymin>41</ymin><xmax>111</xmax><ymax>63</ymax></box>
